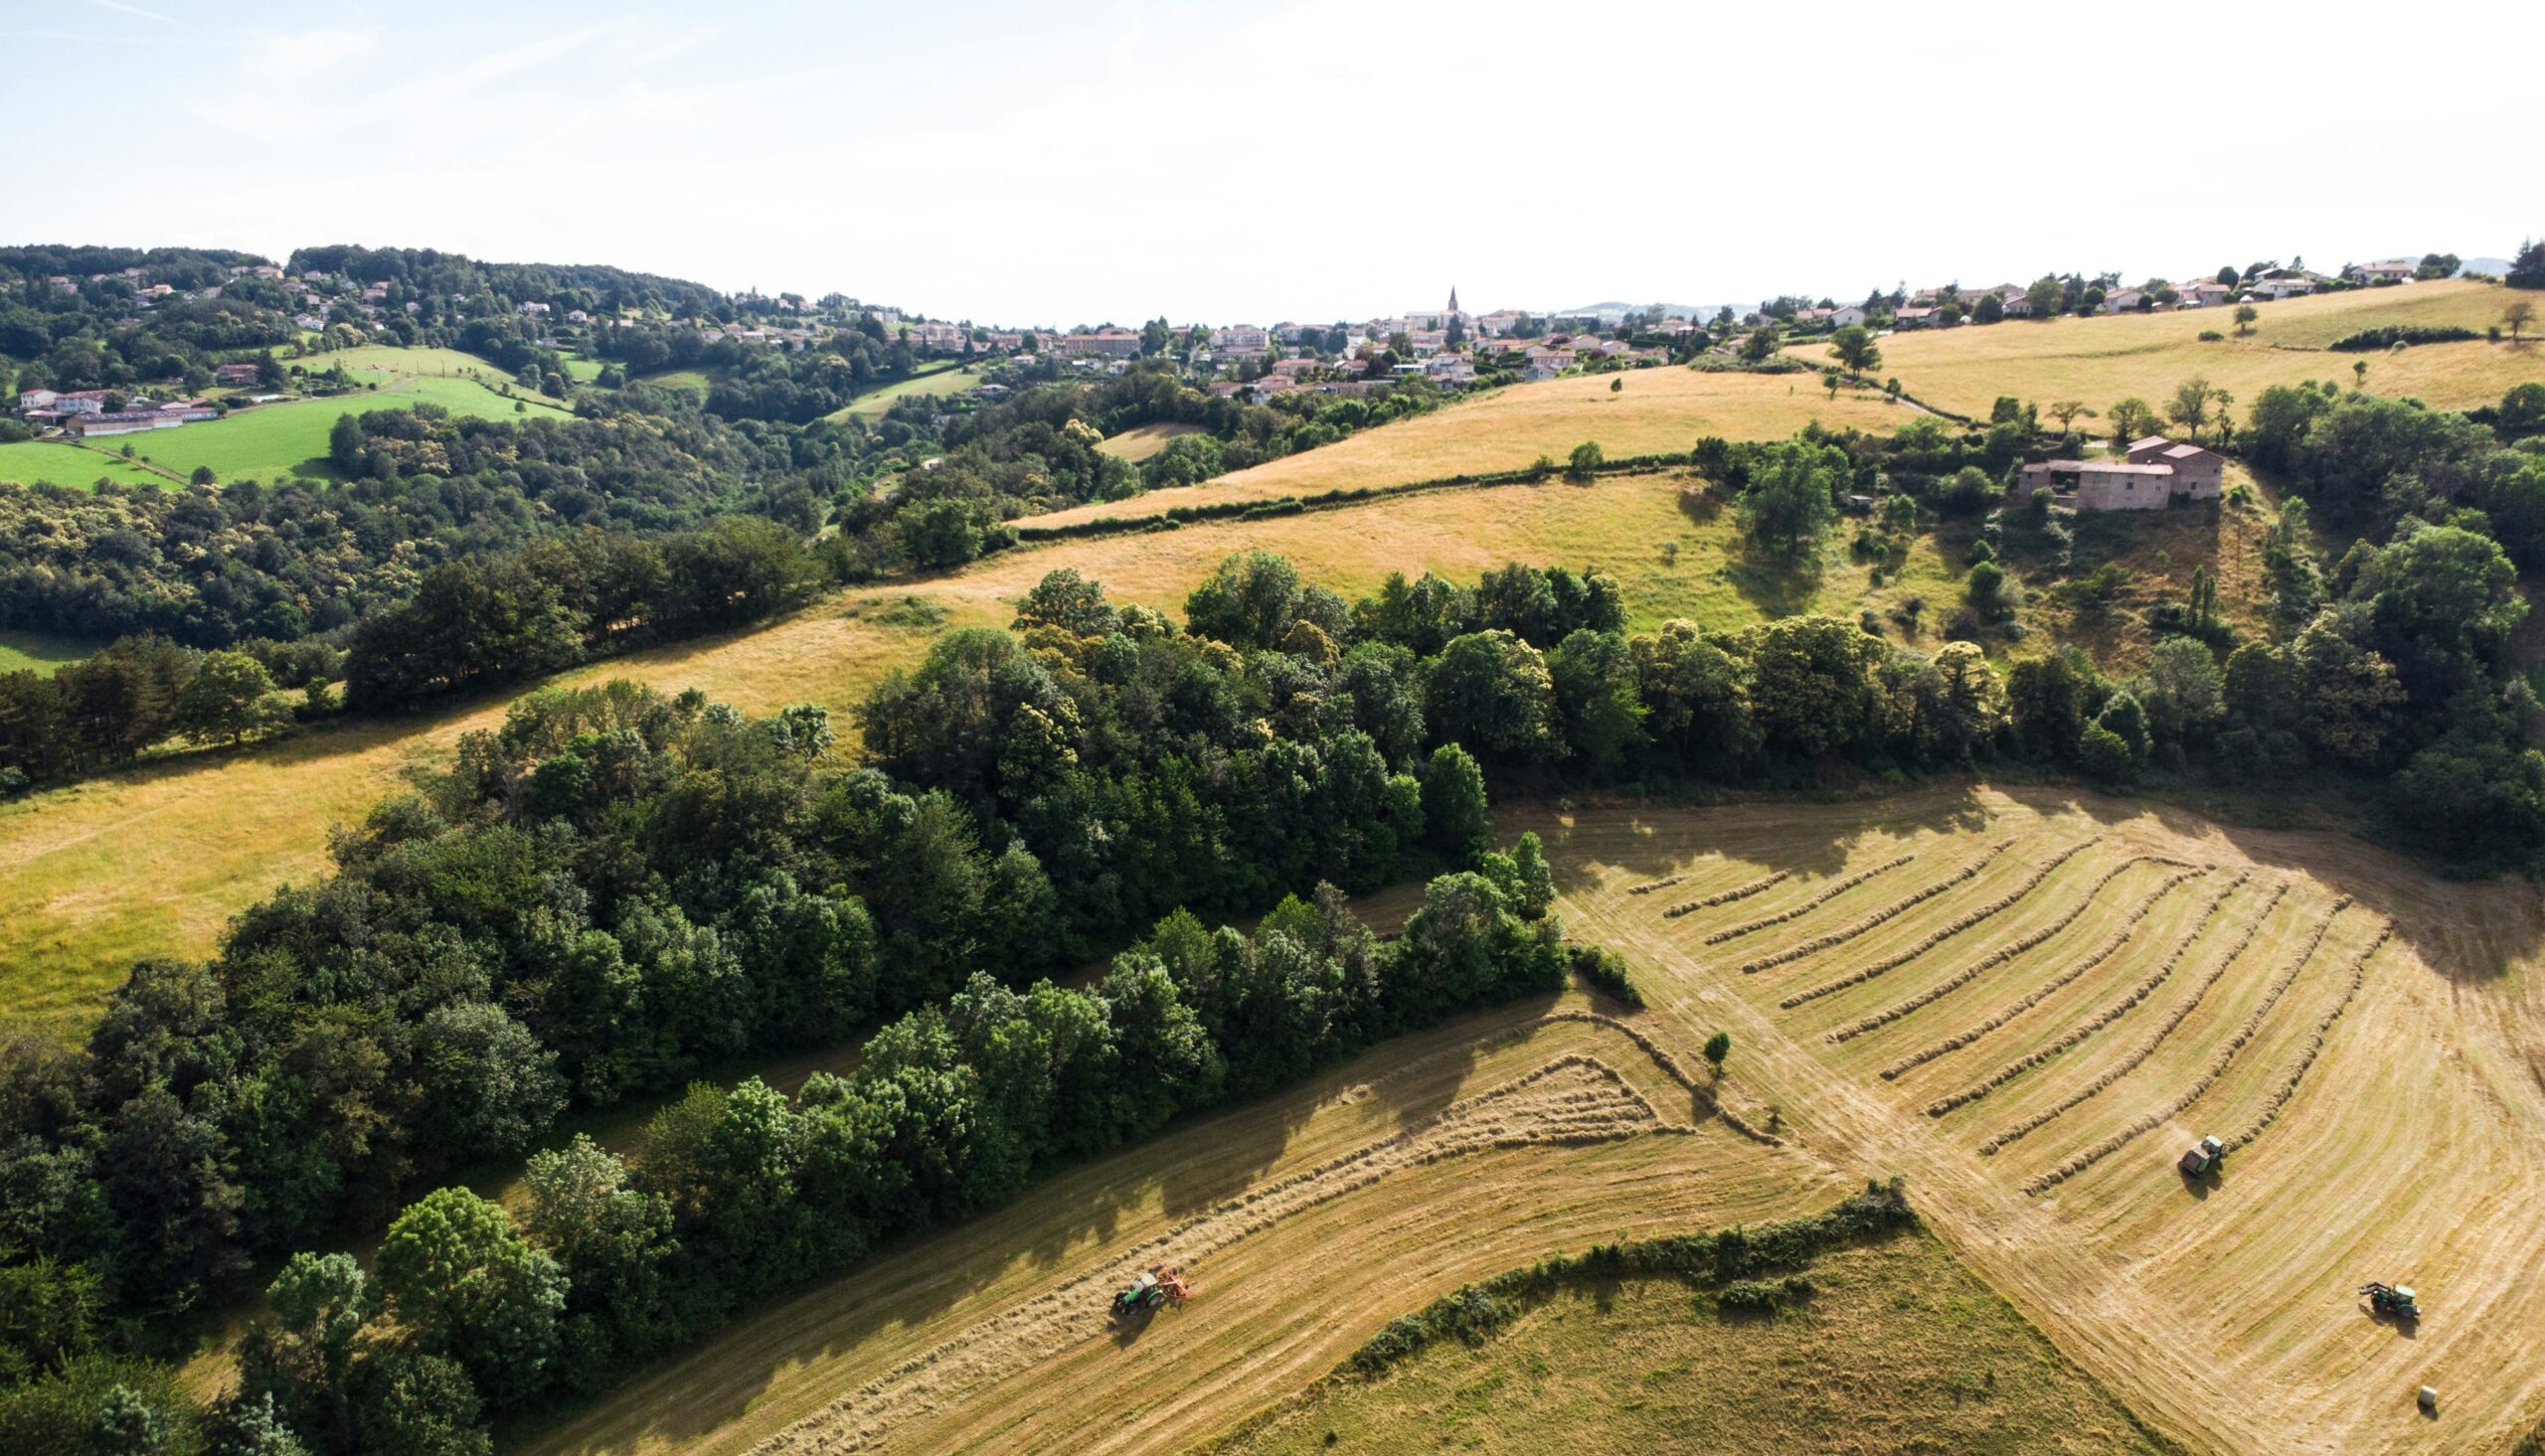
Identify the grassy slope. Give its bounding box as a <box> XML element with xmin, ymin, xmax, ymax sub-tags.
<box><xmin>0</xmin><ymin>347</ymin><xmax>572</xmax><ymax>487</ymax></box>
<box><xmin>1024</xmin><ymin>369</ymin><xmax>1908</xmax><ymax>528</ymax></box>
<box><xmin>1533</xmin><ymin>787</ymin><xmax>2545</xmax><ymax>1455</ymax></box>
<box><xmin>1214</xmin><ymin>1228</ymin><xmax>2169</xmax><ymax>1456</ymax></box>
<box><xmin>1095</xmin><ymin>419</ymin><xmax>1202</xmax><ymax>461</ymax></box>
<box><xmin>0</xmin><ymin>466</ymin><xmax>2274</xmax><ymax>1036</ymax></box>
<box><xmin>0</xmin><ymin>628</ymin><xmax>104</xmax><ymax>675</ymax></box>
<box><xmin>1801</xmin><ymin>278</ymin><xmax>2545</xmax><ymax>418</ymax></box>
<box><xmin>511</xmin><ymin>998</ymin><xmax>1836</xmax><ymax>1456</ymax></box>
<box><xmin>0</xmin><ymin>439</ymin><xmax>174</xmax><ymax>488</ymax></box>
<box><xmin>826</xmin><ymin>361</ymin><xmax>982</xmax><ymax>420</ymax></box>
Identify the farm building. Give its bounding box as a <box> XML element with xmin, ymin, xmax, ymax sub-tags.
<box><xmin>2018</xmin><ymin>436</ymin><xmax>2222</xmax><ymax>511</ymax></box>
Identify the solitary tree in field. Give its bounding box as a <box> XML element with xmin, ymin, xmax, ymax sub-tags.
<box><xmin>2025</xmin><ymin>275</ymin><xmax>2066</xmax><ymax>319</ymax></box>
<box><xmin>1702</xmin><ymin>1031</ymin><xmax>1732</xmax><ymax>1072</ymax></box>
<box><xmin>2167</xmin><ymin>376</ymin><xmax>2215</xmax><ymax>441</ymax></box>
<box><xmin>2233</xmin><ymin>303</ymin><xmax>2259</xmax><ymax>337</ymax></box>
<box><xmin>2047</xmin><ymin>400</ymin><xmax>2093</xmax><ymax>433</ymax></box>
<box><xmin>1823</xmin><ymin>372</ymin><xmax>1840</xmax><ymax>402</ymax></box>
<box><xmin>1566</xmin><ymin>440</ymin><xmax>1605</xmax><ymax>481</ymax></box>
<box><xmin>1830</xmin><ymin>324</ymin><xmax>1881</xmax><ymax>377</ymax></box>
<box><xmin>2353</xmin><ymin>360</ymin><xmax>2370</xmax><ymax>390</ymax></box>
<box><xmin>2109</xmin><ymin>397</ymin><xmax>2158</xmax><ymax>446</ymax></box>
<box><xmin>2507</xmin><ymin>299</ymin><xmax>2538</xmax><ymax>343</ymax></box>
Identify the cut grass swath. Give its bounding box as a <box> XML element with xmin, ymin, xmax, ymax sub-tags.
<box><xmin>2224</xmin><ymin>926</ymin><xmax>2393</xmax><ymax>1152</ymax></box>
<box><xmin>2022</xmin><ymin>900</ymin><xmax>2357</xmax><ymax>1195</ymax></box>
<box><xmin>1972</xmin><ymin>884</ymin><xmax>2310</xmax><ymax>1151</ymax></box>
<box><xmin>1842</xmin><ymin>864</ymin><xmax>2219</xmax><ymax>1050</ymax></box>
<box><xmin>1736</xmin><ymin>840</ymin><xmax>2016</xmax><ymax>974</ymax></box>
<box><xmin>1775</xmin><ymin>840</ymin><xmax>2110</xmax><ymax>1007</ymax></box>
<box><xmin>1655</xmin><ymin>869</ymin><xmax>1788</xmax><ymax>912</ymax></box>
<box><xmin>1872</xmin><ymin>869</ymin><xmax>2235</xmax><ymax>1069</ymax></box>
<box><xmin>1697</xmin><ymin>855</ymin><xmax>1913</xmax><ymax>939</ymax></box>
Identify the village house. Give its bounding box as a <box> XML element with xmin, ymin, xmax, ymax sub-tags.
<box><xmin>1891</xmin><ymin>305</ymin><xmax>1941</xmax><ymax>329</ymax></box>
<box><xmin>1057</xmin><ymin>329</ymin><xmax>1143</xmax><ymax>360</ymax></box>
<box><xmin>2018</xmin><ymin>435</ymin><xmax>2224</xmax><ymax>511</ymax></box>
<box><xmin>1829</xmin><ymin>305</ymin><xmax>1868</xmax><ymax>328</ymax></box>
<box><xmin>2176</xmin><ymin>280</ymin><xmax>2232</xmax><ymax>308</ymax></box>
<box><xmin>215</xmin><ymin>362</ymin><xmax>263</xmax><ymax>387</ymax></box>
<box><xmin>2352</xmin><ymin>258</ymin><xmax>2419</xmax><ymax>285</ymax></box>
<box><xmin>1213</xmin><ymin>323</ymin><xmax>1270</xmax><ymax>355</ymax></box>
<box><xmin>1521</xmin><ymin>345</ymin><xmax>1575</xmax><ymax>381</ymax></box>
<box><xmin>2105</xmin><ymin>288</ymin><xmax>2147</xmax><ymax>313</ymax></box>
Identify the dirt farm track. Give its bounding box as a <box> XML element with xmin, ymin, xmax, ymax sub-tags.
<box><xmin>519</xmin><ymin>784</ymin><xmax>2545</xmax><ymax>1456</ymax></box>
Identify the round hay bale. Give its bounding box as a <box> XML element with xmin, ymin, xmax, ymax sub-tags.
<box><xmin>2418</xmin><ymin>1385</ymin><xmax>2438</xmax><ymax>1412</ymax></box>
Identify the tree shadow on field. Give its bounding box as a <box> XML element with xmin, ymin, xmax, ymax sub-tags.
<box><xmin>2005</xmin><ymin>778</ymin><xmax>2533</xmax><ymax>987</ymax></box>
<box><xmin>1489</xmin><ymin>782</ymin><xmax>1995</xmax><ymax>911</ymax></box>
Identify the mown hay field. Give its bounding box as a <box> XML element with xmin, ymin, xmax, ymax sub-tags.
<box><xmin>1801</xmin><ymin>279</ymin><xmax>2544</xmax><ymax>418</ymax></box>
<box><xmin>1211</xmin><ymin>1227</ymin><xmax>2168</xmax><ymax>1456</ymax></box>
<box><xmin>1531</xmin><ymin>784</ymin><xmax>2545</xmax><ymax>1455</ymax></box>
<box><xmin>1094</xmin><ymin>419</ymin><xmax>1202</xmax><ymax>461</ymax></box>
<box><xmin>825</xmin><ymin>362</ymin><xmax>983</xmax><ymax>420</ymax></box>
<box><xmin>1021</xmin><ymin>368</ymin><xmax>1908</xmax><ymax>529</ymax></box>
<box><xmin>511</xmin><ymin>1001</ymin><xmax>1839</xmax><ymax>1456</ymax></box>
<box><xmin>2</xmin><ymin>471</ymin><xmax>1994</xmax><ymax>1036</ymax></box>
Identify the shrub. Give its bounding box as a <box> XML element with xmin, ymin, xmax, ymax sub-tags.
<box><xmin>2197</xmin><ymin>330</ymin><xmax>2225</xmax><ymax>342</ymax></box>
<box><xmin>1702</xmin><ymin>1031</ymin><xmax>1732</xmax><ymax>1069</ymax></box>
<box><xmin>2329</xmin><ymin>325</ymin><xmax>2480</xmax><ymax>352</ymax></box>
<box><xmin>1571</xmin><ymin>945</ymin><xmax>1644</xmax><ymax>1007</ymax></box>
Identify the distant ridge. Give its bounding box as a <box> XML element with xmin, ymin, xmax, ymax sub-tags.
<box><xmin>2459</xmin><ymin>257</ymin><xmax>2513</xmax><ymax>277</ymax></box>
<box><xmin>1557</xmin><ymin>300</ymin><xmax>1723</xmax><ymax>321</ymax></box>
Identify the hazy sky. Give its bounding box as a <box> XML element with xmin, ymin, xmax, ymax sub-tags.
<box><xmin>6</xmin><ymin>0</ymin><xmax>2534</xmax><ymax>324</ymax></box>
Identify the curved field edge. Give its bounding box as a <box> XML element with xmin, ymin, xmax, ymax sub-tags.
<box><xmin>506</xmin><ymin>1000</ymin><xmax>1838</xmax><ymax>1456</ymax></box>
<box><xmin>1200</xmin><ymin>1197</ymin><xmax>2183</xmax><ymax>1456</ymax></box>
<box><xmin>1526</xmin><ymin>785</ymin><xmax>2545</xmax><ymax>1456</ymax></box>
<box><xmin>0</xmin><ymin>468</ymin><xmax>1974</xmax><ymax>1038</ymax></box>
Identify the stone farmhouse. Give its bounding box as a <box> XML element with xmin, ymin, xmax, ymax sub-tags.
<box><xmin>2017</xmin><ymin>435</ymin><xmax>2224</xmax><ymax>511</ymax></box>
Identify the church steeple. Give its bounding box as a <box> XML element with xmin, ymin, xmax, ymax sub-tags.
<box><xmin>1446</xmin><ymin>285</ymin><xmax>1460</xmax><ymax>315</ymax></box>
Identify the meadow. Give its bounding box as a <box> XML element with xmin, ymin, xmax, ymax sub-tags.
<box><xmin>826</xmin><ymin>360</ymin><xmax>983</xmax><ymax>419</ymax></box>
<box><xmin>495</xmin><ymin>784</ymin><xmax>2545</xmax><ymax>1455</ymax></box>
<box><xmin>0</xmin><ymin>438</ymin><xmax>175</xmax><ymax>488</ymax></box>
<box><xmin>0</xmin><ymin>628</ymin><xmax>103</xmax><ymax>676</ymax></box>
<box><xmin>1024</xmin><ymin>368</ymin><xmax>1907</xmax><ymax>528</ymax></box>
<box><xmin>1802</xmin><ymin>278</ymin><xmax>2542</xmax><ymax>420</ymax></box>
<box><xmin>0</xmin><ymin>348</ymin><xmax>572</xmax><ymax>488</ymax></box>
<box><xmin>0</xmin><ymin>466</ymin><xmax>2272</xmax><ymax>1037</ymax></box>
<box><xmin>1213</xmin><ymin>1227</ymin><xmax>2169</xmax><ymax>1456</ymax></box>
<box><xmin>1094</xmin><ymin>419</ymin><xmax>1202</xmax><ymax>461</ymax></box>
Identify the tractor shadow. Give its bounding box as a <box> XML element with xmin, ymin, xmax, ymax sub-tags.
<box><xmin>2175</xmin><ymin>1166</ymin><xmax>2221</xmax><ymax>1201</ymax></box>
<box><xmin>2358</xmin><ymin>1301</ymin><xmax>2422</xmax><ymax>1341</ymax></box>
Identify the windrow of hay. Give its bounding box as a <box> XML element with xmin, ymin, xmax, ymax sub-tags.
<box><xmin>2024</xmin><ymin>900</ymin><xmax>2360</xmax><ymax>1195</ymax></box>
<box><xmin>1654</xmin><ymin>868</ymin><xmax>1787</xmax><ymax>911</ymax></box>
<box><xmin>1697</xmin><ymin>855</ymin><xmax>1913</xmax><ymax>938</ymax></box>
<box><xmin>750</xmin><ymin>1052</ymin><xmax>1685</xmax><ymax>1455</ymax></box>
<box><xmin>1870</xmin><ymin>869</ymin><xmax>2233</xmax><ymax>1067</ymax></box>
<box><xmin>1974</xmin><ymin>883</ymin><xmax>2311</xmax><ymax>1153</ymax></box>
<box><xmin>2224</xmin><ymin>925</ymin><xmax>2395</xmax><ymax>1151</ymax></box>
<box><xmin>1736</xmin><ymin>840</ymin><xmax>2017</xmax><ymax>974</ymax></box>
<box><xmin>1775</xmin><ymin>840</ymin><xmax>2112</xmax><ymax>1007</ymax></box>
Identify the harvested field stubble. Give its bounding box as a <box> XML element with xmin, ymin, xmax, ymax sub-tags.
<box><xmin>2022</xmin><ymin>901</ymin><xmax>2361</xmax><ymax>1194</ymax></box>
<box><xmin>1870</xmin><ymin>867</ymin><xmax>2230</xmax><ymax>1067</ymax></box>
<box><xmin>1736</xmin><ymin>840</ymin><xmax>2016</xmax><ymax>974</ymax></box>
<box><xmin>1698</xmin><ymin>855</ymin><xmax>1913</xmax><ymax>938</ymax></box>
<box><xmin>1776</xmin><ymin>839</ymin><xmax>2112</xmax><ymax>1007</ymax></box>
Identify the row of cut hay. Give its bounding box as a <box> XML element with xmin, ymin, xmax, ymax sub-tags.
<box><xmin>1976</xmin><ymin>883</ymin><xmax>2311</xmax><ymax>1153</ymax></box>
<box><xmin>1776</xmin><ymin>839</ymin><xmax>2112</xmax><ymax>1007</ymax></box>
<box><xmin>1542</xmin><ymin>1008</ymin><xmax>1781</xmax><ymax>1145</ymax></box>
<box><xmin>2223</xmin><ymin>924</ymin><xmax>2393</xmax><ymax>1151</ymax></box>
<box><xmin>1736</xmin><ymin>840</ymin><xmax>2017</xmax><ymax>974</ymax></box>
<box><xmin>1698</xmin><ymin>856</ymin><xmax>1914</xmax><ymax>940</ymax></box>
<box><xmin>1943</xmin><ymin>879</ymin><xmax>2299</xmax><ymax>1124</ymax></box>
<box><xmin>2022</xmin><ymin>898</ymin><xmax>2357</xmax><ymax>1195</ymax></box>
<box><xmin>1872</xmin><ymin>868</ymin><xmax>2235</xmax><ymax>1071</ymax></box>
<box><xmin>1656</xmin><ymin>869</ymin><xmax>1788</xmax><ymax>912</ymax></box>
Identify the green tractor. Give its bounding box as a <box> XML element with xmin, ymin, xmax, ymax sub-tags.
<box><xmin>2178</xmin><ymin>1135</ymin><xmax>2225</xmax><ymax>1177</ymax></box>
<box><xmin>2360</xmin><ymin>1282</ymin><xmax>2421</xmax><ymax>1322</ymax></box>
<box><xmin>1109</xmin><ymin>1263</ymin><xmax>1191</xmax><ymax>1323</ymax></box>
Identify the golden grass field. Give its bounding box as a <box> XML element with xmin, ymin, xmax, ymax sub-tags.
<box><xmin>512</xmin><ymin>1000</ymin><xmax>1841</xmax><ymax>1456</ymax></box>
<box><xmin>1022</xmin><ymin>369</ymin><xmax>1907</xmax><ymax>529</ymax></box>
<box><xmin>499</xmin><ymin>784</ymin><xmax>2545</xmax><ymax>1455</ymax></box>
<box><xmin>1095</xmin><ymin>420</ymin><xmax>1203</xmax><ymax>461</ymax></box>
<box><xmin>2</xmin><ymin>470</ymin><xmax>2009</xmax><ymax>1036</ymax></box>
<box><xmin>1212</xmin><ymin>1228</ymin><xmax>2168</xmax><ymax>1455</ymax></box>
<box><xmin>1802</xmin><ymin>278</ymin><xmax>2545</xmax><ymax>419</ymax></box>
